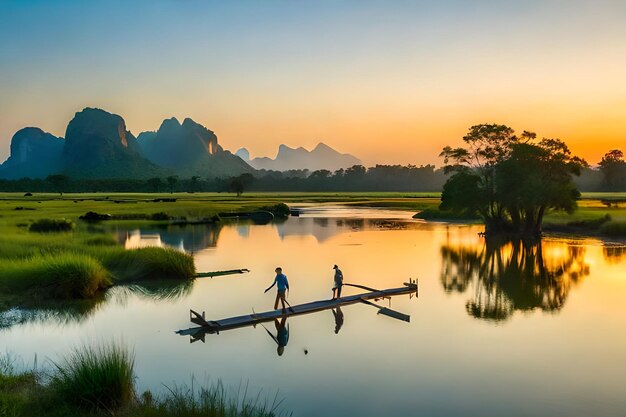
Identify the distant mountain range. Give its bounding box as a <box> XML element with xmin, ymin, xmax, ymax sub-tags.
<box><xmin>0</xmin><ymin>107</ymin><xmax>362</xmax><ymax>180</ymax></box>
<box><xmin>236</xmin><ymin>143</ymin><xmax>361</xmax><ymax>172</ymax></box>
<box><xmin>0</xmin><ymin>108</ymin><xmax>252</xmax><ymax>180</ymax></box>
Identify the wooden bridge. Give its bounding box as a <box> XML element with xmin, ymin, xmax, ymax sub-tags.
<box><xmin>176</xmin><ymin>281</ymin><xmax>418</xmax><ymax>342</ymax></box>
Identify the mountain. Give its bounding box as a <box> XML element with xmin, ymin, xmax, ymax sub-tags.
<box><xmin>137</xmin><ymin>117</ymin><xmax>252</xmax><ymax>177</ymax></box>
<box><xmin>237</xmin><ymin>142</ymin><xmax>361</xmax><ymax>172</ymax></box>
<box><xmin>63</xmin><ymin>108</ymin><xmax>165</xmax><ymax>179</ymax></box>
<box><xmin>0</xmin><ymin>127</ymin><xmax>64</xmax><ymax>179</ymax></box>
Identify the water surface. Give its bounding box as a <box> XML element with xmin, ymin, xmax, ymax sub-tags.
<box><xmin>2</xmin><ymin>207</ymin><xmax>625</xmax><ymax>417</ymax></box>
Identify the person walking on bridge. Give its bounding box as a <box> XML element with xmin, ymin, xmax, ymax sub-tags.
<box><xmin>265</xmin><ymin>267</ymin><xmax>291</xmax><ymax>312</ymax></box>
<box><xmin>332</xmin><ymin>264</ymin><xmax>344</xmax><ymax>300</ymax></box>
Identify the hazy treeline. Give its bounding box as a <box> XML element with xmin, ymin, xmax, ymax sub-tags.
<box><xmin>250</xmin><ymin>164</ymin><xmax>446</xmax><ymax>191</ymax></box>
<box><xmin>0</xmin><ymin>164</ymin><xmax>447</xmax><ymax>193</ymax></box>
<box><xmin>0</xmin><ymin>159</ymin><xmax>623</xmax><ymax>193</ymax></box>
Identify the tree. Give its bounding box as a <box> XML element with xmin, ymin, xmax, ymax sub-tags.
<box><xmin>598</xmin><ymin>149</ymin><xmax>626</xmax><ymax>190</ymax></box>
<box><xmin>440</xmin><ymin>124</ymin><xmax>585</xmax><ymax>238</ymax></box>
<box><xmin>440</xmin><ymin>124</ymin><xmax>522</xmax><ymax>232</ymax></box>
<box><xmin>496</xmin><ymin>139</ymin><xmax>585</xmax><ymax>236</ymax></box>
<box><xmin>146</xmin><ymin>177</ymin><xmax>163</xmax><ymax>192</ymax></box>
<box><xmin>46</xmin><ymin>174</ymin><xmax>69</xmax><ymax>196</ymax></box>
<box><xmin>190</xmin><ymin>176</ymin><xmax>201</xmax><ymax>193</ymax></box>
<box><xmin>166</xmin><ymin>176</ymin><xmax>178</xmax><ymax>193</ymax></box>
<box><xmin>230</xmin><ymin>178</ymin><xmax>244</xmax><ymax>197</ymax></box>
<box><xmin>229</xmin><ymin>173</ymin><xmax>254</xmax><ymax>197</ymax></box>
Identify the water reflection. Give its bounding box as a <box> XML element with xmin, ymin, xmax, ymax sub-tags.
<box><xmin>603</xmin><ymin>244</ymin><xmax>626</xmax><ymax>264</ymax></box>
<box><xmin>0</xmin><ymin>281</ymin><xmax>192</xmax><ymax>330</ymax></box>
<box><xmin>261</xmin><ymin>317</ymin><xmax>289</xmax><ymax>356</ymax></box>
<box><xmin>115</xmin><ymin>224</ymin><xmax>222</xmax><ymax>253</ymax></box>
<box><xmin>332</xmin><ymin>307</ymin><xmax>344</xmax><ymax>334</ymax></box>
<box><xmin>441</xmin><ymin>239</ymin><xmax>590</xmax><ymax>321</ymax></box>
<box><xmin>0</xmin><ymin>297</ymin><xmax>105</xmax><ymax>329</ymax></box>
<box><xmin>121</xmin><ymin>216</ymin><xmax>428</xmax><ymax>250</ymax></box>
<box><xmin>109</xmin><ymin>280</ymin><xmax>194</xmax><ymax>303</ymax></box>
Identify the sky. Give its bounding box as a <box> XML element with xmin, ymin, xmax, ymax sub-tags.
<box><xmin>1</xmin><ymin>0</ymin><xmax>625</xmax><ymax>167</ymax></box>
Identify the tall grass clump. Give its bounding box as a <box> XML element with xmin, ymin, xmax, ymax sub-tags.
<box><xmin>134</xmin><ymin>380</ymin><xmax>287</xmax><ymax>417</ymax></box>
<box><xmin>28</xmin><ymin>218</ymin><xmax>75</xmax><ymax>233</ymax></box>
<box><xmin>99</xmin><ymin>247</ymin><xmax>196</xmax><ymax>282</ymax></box>
<box><xmin>50</xmin><ymin>343</ymin><xmax>135</xmax><ymax>411</ymax></box>
<box><xmin>0</xmin><ymin>353</ymin><xmax>38</xmax><ymax>417</ymax></box>
<box><xmin>600</xmin><ymin>220</ymin><xmax>626</xmax><ymax>237</ymax></box>
<box><xmin>0</xmin><ymin>254</ymin><xmax>111</xmax><ymax>299</ymax></box>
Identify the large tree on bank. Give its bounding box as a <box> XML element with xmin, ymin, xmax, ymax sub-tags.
<box><xmin>598</xmin><ymin>149</ymin><xmax>626</xmax><ymax>190</ymax></box>
<box><xmin>440</xmin><ymin>124</ymin><xmax>586</xmax><ymax>238</ymax></box>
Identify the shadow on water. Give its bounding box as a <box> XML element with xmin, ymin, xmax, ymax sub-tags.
<box><xmin>0</xmin><ymin>280</ymin><xmax>193</xmax><ymax>330</ymax></box>
<box><xmin>440</xmin><ymin>239</ymin><xmax>590</xmax><ymax>321</ymax></box>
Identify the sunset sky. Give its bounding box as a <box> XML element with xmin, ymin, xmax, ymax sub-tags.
<box><xmin>1</xmin><ymin>0</ymin><xmax>625</xmax><ymax>167</ymax></box>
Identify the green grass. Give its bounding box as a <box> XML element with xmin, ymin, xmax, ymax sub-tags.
<box><xmin>51</xmin><ymin>343</ymin><xmax>135</xmax><ymax>411</ymax></box>
<box><xmin>0</xmin><ymin>253</ymin><xmax>111</xmax><ymax>299</ymax></box>
<box><xmin>99</xmin><ymin>247</ymin><xmax>196</xmax><ymax>282</ymax></box>
<box><xmin>0</xmin><ymin>345</ymin><xmax>287</xmax><ymax>417</ymax></box>
<box><xmin>131</xmin><ymin>381</ymin><xmax>286</xmax><ymax>417</ymax></box>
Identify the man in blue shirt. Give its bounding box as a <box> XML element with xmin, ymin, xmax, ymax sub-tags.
<box><xmin>265</xmin><ymin>267</ymin><xmax>291</xmax><ymax>312</ymax></box>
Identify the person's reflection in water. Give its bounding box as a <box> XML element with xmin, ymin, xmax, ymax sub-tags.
<box><xmin>332</xmin><ymin>306</ymin><xmax>344</xmax><ymax>334</ymax></box>
<box><xmin>274</xmin><ymin>317</ymin><xmax>289</xmax><ymax>356</ymax></box>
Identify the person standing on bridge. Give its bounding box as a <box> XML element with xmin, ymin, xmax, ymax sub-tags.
<box><xmin>332</xmin><ymin>264</ymin><xmax>344</xmax><ymax>300</ymax></box>
<box><xmin>265</xmin><ymin>267</ymin><xmax>291</xmax><ymax>312</ymax></box>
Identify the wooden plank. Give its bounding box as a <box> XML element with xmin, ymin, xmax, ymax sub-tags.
<box><xmin>176</xmin><ymin>283</ymin><xmax>417</xmax><ymax>337</ymax></box>
<box><xmin>195</xmin><ymin>269</ymin><xmax>250</xmax><ymax>278</ymax></box>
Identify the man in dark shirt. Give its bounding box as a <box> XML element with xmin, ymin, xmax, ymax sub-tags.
<box><xmin>332</xmin><ymin>264</ymin><xmax>343</xmax><ymax>300</ymax></box>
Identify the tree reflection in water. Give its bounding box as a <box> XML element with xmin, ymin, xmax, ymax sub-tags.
<box><xmin>441</xmin><ymin>239</ymin><xmax>590</xmax><ymax>321</ymax></box>
<box><xmin>603</xmin><ymin>245</ymin><xmax>626</xmax><ymax>264</ymax></box>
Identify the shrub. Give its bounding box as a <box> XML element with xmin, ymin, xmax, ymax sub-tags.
<box><xmin>600</xmin><ymin>221</ymin><xmax>626</xmax><ymax>237</ymax></box>
<box><xmin>29</xmin><ymin>219</ymin><xmax>75</xmax><ymax>233</ymax></box>
<box><xmin>150</xmin><ymin>212</ymin><xmax>171</xmax><ymax>221</ymax></box>
<box><xmin>259</xmin><ymin>203</ymin><xmax>290</xmax><ymax>218</ymax></box>
<box><xmin>79</xmin><ymin>211</ymin><xmax>112</xmax><ymax>221</ymax></box>
<box><xmin>51</xmin><ymin>343</ymin><xmax>135</xmax><ymax>411</ymax></box>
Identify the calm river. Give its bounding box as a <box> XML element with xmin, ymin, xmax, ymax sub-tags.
<box><xmin>2</xmin><ymin>207</ymin><xmax>625</xmax><ymax>416</ymax></box>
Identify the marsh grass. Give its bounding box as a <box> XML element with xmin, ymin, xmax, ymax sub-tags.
<box><xmin>0</xmin><ymin>254</ymin><xmax>111</xmax><ymax>299</ymax></box>
<box><xmin>50</xmin><ymin>343</ymin><xmax>135</xmax><ymax>411</ymax></box>
<box><xmin>99</xmin><ymin>247</ymin><xmax>196</xmax><ymax>282</ymax></box>
<box><xmin>0</xmin><ymin>345</ymin><xmax>288</xmax><ymax>417</ymax></box>
<box><xmin>0</xmin><ymin>353</ymin><xmax>38</xmax><ymax>417</ymax></box>
<box><xmin>0</xmin><ymin>229</ymin><xmax>194</xmax><ymax>306</ymax></box>
<box><xmin>133</xmin><ymin>380</ymin><xmax>287</xmax><ymax>417</ymax></box>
